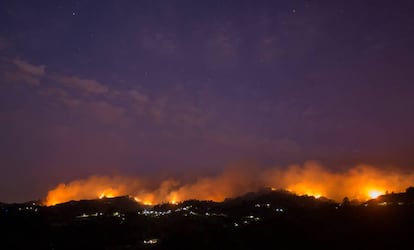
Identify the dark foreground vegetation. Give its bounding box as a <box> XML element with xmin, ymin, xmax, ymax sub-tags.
<box><xmin>2</xmin><ymin>188</ymin><xmax>414</xmax><ymax>250</ymax></box>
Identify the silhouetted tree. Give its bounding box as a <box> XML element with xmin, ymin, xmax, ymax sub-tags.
<box><xmin>406</xmin><ymin>186</ymin><xmax>414</xmax><ymax>194</ymax></box>
<box><xmin>342</xmin><ymin>197</ymin><xmax>350</xmax><ymax>207</ymax></box>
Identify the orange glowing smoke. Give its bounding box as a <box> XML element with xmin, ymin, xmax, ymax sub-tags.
<box><xmin>45</xmin><ymin>176</ymin><xmax>145</xmax><ymax>206</ymax></box>
<box><xmin>261</xmin><ymin>162</ymin><xmax>407</xmax><ymax>201</ymax></box>
<box><xmin>44</xmin><ymin>161</ymin><xmax>414</xmax><ymax>206</ymax></box>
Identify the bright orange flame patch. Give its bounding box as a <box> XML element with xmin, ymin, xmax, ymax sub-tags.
<box><xmin>368</xmin><ymin>190</ymin><xmax>383</xmax><ymax>199</ymax></box>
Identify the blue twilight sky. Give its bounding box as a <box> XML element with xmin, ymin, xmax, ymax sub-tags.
<box><xmin>1</xmin><ymin>0</ymin><xmax>414</xmax><ymax>202</ymax></box>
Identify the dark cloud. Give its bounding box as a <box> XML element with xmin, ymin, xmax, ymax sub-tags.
<box><xmin>13</xmin><ymin>58</ymin><xmax>46</xmax><ymax>77</ymax></box>
<box><xmin>0</xmin><ymin>58</ymin><xmax>45</xmax><ymax>86</ymax></box>
<box><xmin>52</xmin><ymin>74</ymin><xmax>109</xmax><ymax>95</ymax></box>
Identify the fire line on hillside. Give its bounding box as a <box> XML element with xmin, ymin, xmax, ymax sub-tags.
<box><xmin>45</xmin><ymin>162</ymin><xmax>414</xmax><ymax>206</ymax></box>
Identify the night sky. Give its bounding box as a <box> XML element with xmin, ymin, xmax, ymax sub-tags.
<box><xmin>1</xmin><ymin>0</ymin><xmax>414</xmax><ymax>202</ymax></box>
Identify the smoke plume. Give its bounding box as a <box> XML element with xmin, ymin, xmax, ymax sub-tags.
<box><xmin>45</xmin><ymin>161</ymin><xmax>414</xmax><ymax>206</ymax></box>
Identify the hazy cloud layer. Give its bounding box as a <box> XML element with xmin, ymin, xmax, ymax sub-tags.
<box><xmin>1</xmin><ymin>58</ymin><xmax>46</xmax><ymax>86</ymax></box>
<box><xmin>53</xmin><ymin>75</ymin><xmax>109</xmax><ymax>95</ymax></box>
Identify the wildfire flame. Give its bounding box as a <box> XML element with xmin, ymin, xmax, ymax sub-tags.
<box><xmin>44</xmin><ymin>161</ymin><xmax>414</xmax><ymax>206</ymax></box>
<box><xmin>368</xmin><ymin>190</ymin><xmax>384</xmax><ymax>199</ymax></box>
<box><xmin>99</xmin><ymin>188</ymin><xmax>117</xmax><ymax>199</ymax></box>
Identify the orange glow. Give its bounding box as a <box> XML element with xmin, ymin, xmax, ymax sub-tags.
<box><xmin>169</xmin><ymin>192</ymin><xmax>179</xmax><ymax>205</ymax></box>
<box><xmin>99</xmin><ymin>189</ymin><xmax>116</xmax><ymax>199</ymax></box>
<box><xmin>368</xmin><ymin>190</ymin><xmax>383</xmax><ymax>199</ymax></box>
<box><xmin>133</xmin><ymin>196</ymin><xmax>153</xmax><ymax>206</ymax></box>
<box><xmin>293</xmin><ymin>190</ymin><xmax>322</xmax><ymax>199</ymax></box>
<box><xmin>44</xmin><ymin>162</ymin><xmax>414</xmax><ymax>206</ymax></box>
<box><xmin>133</xmin><ymin>197</ymin><xmax>141</xmax><ymax>202</ymax></box>
<box><xmin>43</xmin><ymin>176</ymin><xmax>141</xmax><ymax>206</ymax></box>
<box><xmin>286</xmin><ymin>184</ymin><xmax>324</xmax><ymax>199</ymax></box>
